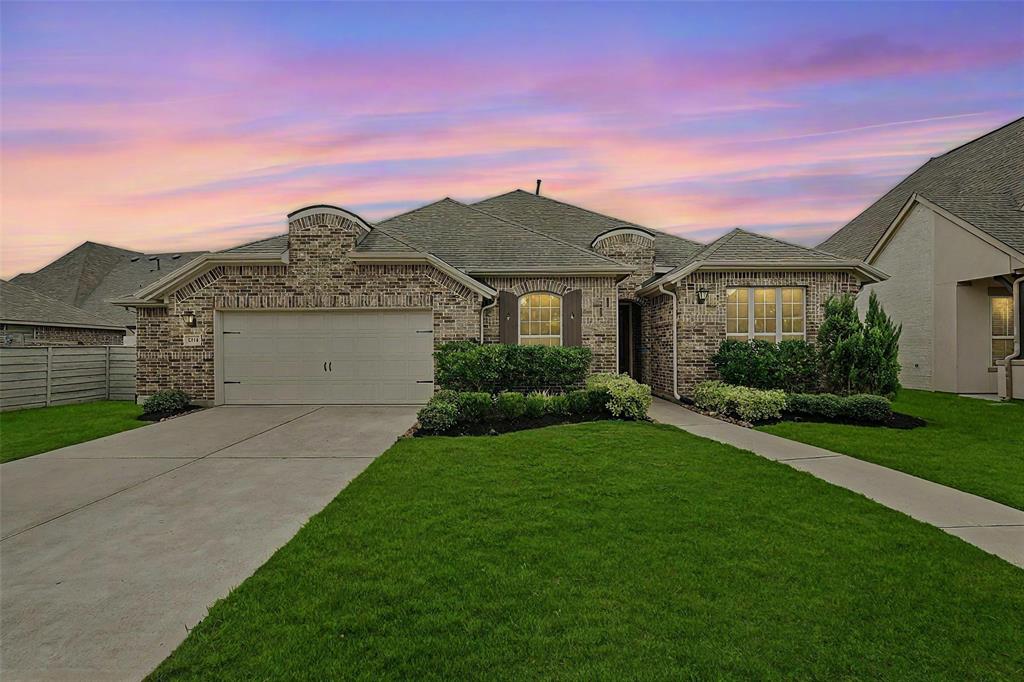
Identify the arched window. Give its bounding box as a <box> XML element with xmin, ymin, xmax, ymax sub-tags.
<box><xmin>518</xmin><ymin>292</ymin><xmax>562</xmax><ymax>346</ymax></box>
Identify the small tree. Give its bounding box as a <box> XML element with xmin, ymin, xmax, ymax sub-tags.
<box><xmin>860</xmin><ymin>291</ymin><xmax>902</xmax><ymax>397</ymax></box>
<box><xmin>817</xmin><ymin>294</ymin><xmax>863</xmax><ymax>394</ymax></box>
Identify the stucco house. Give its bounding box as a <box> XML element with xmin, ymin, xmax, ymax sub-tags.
<box><xmin>819</xmin><ymin>117</ymin><xmax>1023</xmax><ymax>398</ymax></box>
<box><xmin>1</xmin><ymin>279</ymin><xmax>126</xmax><ymax>346</ymax></box>
<box><xmin>113</xmin><ymin>190</ymin><xmax>883</xmax><ymax>406</ymax></box>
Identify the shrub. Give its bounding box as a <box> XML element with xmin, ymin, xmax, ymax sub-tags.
<box><xmin>565</xmin><ymin>390</ymin><xmax>590</xmax><ymax>416</ymax></box>
<box><xmin>495</xmin><ymin>391</ymin><xmax>527</xmax><ymax>421</ymax></box>
<box><xmin>546</xmin><ymin>394</ymin><xmax>570</xmax><ymax>417</ymax></box>
<box><xmin>785</xmin><ymin>392</ymin><xmax>892</xmax><ymax>424</ymax></box>
<box><xmin>818</xmin><ymin>294</ymin><xmax>863</xmax><ymax>394</ymax></box>
<box><xmin>434</xmin><ymin>342</ymin><xmax>592</xmax><ymax>392</ymax></box>
<box><xmin>692</xmin><ymin>381</ymin><xmax>786</xmax><ymax>422</ymax></box>
<box><xmin>859</xmin><ymin>292</ymin><xmax>902</xmax><ymax>397</ymax></box>
<box><xmin>416</xmin><ymin>397</ymin><xmax>458</xmax><ymax>433</ymax></box>
<box><xmin>712</xmin><ymin>339</ymin><xmax>819</xmax><ymax>392</ymax></box>
<box><xmin>524</xmin><ymin>392</ymin><xmax>547</xmax><ymax>419</ymax></box>
<box><xmin>454</xmin><ymin>391</ymin><xmax>494</xmax><ymax>423</ymax></box>
<box><xmin>818</xmin><ymin>293</ymin><xmax>903</xmax><ymax>397</ymax></box>
<box><xmin>142</xmin><ymin>389</ymin><xmax>190</xmax><ymax>415</ymax></box>
<box><xmin>586</xmin><ymin>373</ymin><xmax>651</xmax><ymax>420</ymax></box>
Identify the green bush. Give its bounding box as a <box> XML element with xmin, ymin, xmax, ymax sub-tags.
<box><xmin>712</xmin><ymin>339</ymin><xmax>819</xmax><ymax>392</ymax></box>
<box><xmin>416</xmin><ymin>398</ymin><xmax>458</xmax><ymax>434</ymax></box>
<box><xmin>434</xmin><ymin>342</ymin><xmax>592</xmax><ymax>392</ymax></box>
<box><xmin>454</xmin><ymin>392</ymin><xmax>494</xmax><ymax>423</ymax></box>
<box><xmin>524</xmin><ymin>392</ymin><xmax>547</xmax><ymax>419</ymax></box>
<box><xmin>860</xmin><ymin>292</ymin><xmax>902</xmax><ymax>397</ymax></box>
<box><xmin>142</xmin><ymin>389</ymin><xmax>190</xmax><ymax>415</ymax></box>
<box><xmin>495</xmin><ymin>391</ymin><xmax>527</xmax><ymax>420</ymax></box>
<box><xmin>586</xmin><ymin>373</ymin><xmax>651</xmax><ymax>420</ymax></box>
<box><xmin>785</xmin><ymin>392</ymin><xmax>892</xmax><ymax>424</ymax></box>
<box><xmin>692</xmin><ymin>381</ymin><xmax>786</xmax><ymax>422</ymax></box>
<box><xmin>546</xmin><ymin>394</ymin><xmax>570</xmax><ymax>417</ymax></box>
<box><xmin>818</xmin><ymin>293</ymin><xmax>902</xmax><ymax>397</ymax></box>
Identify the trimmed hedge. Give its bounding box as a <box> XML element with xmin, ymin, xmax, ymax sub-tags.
<box><xmin>142</xmin><ymin>389</ymin><xmax>191</xmax><ymax>416</ymax></box>
<box><xmin>786</xmin><ymin>392</ymin><xmax>892</xmax><ymax>424</ymax></box>
<box><xmin>434</xmin><ymin>342</ymin><xmax>592</xmax><ymax>392</ymax></box>
<box><xmin>692</xmin><ymin>381</ymin><xmax>787</xmax><ymax>422</ymax></box>
<box><xmin>711</xmin><ymin>340</ymin><xmax>819</xmax><ymax>393</ymax></box>
<box><xmin>415</xmin><ymin>374</ymin><xmax>652</xmax><ymax>434</ymax></box>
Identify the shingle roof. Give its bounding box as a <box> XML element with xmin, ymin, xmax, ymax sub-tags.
<box><xmin>819</xmin><ymin>117</ymin><xmax>1024</xmax><ymax>260</ymax></box>
<box><xmin>687</xmin><ymin>228</ymin><xmax>848</xmax><ymax>265</ymax></box>
<box><xmin>472</xmin><ymin>190</ymin><xmax>703</xmax><ymax>267</ymax></box>
<box><xmin>925</xmin><ymin>193</ymin><xmax>1024</xmax><ymax>254</ymax></box>
<box><xmin>223</xmin><ymin>234</ymin><xmax>289</xmax><ymax>254</ymax></box>
<box><xmin>12</xmin><ymin>243</ymin><xmax>206</xmax><ymax>327</ymax></box>
<box><xmin>355</xmin><ymin>198</ymin><xmax>630</xmax><ymax>271</ymax></box>
<box><xmin>1</xmin><ymin>279</ymin><xmax>124</xmax><ymax>330</ymax></box>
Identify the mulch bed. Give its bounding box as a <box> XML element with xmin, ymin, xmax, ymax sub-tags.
<box><xmin>413</xmin><ymin>414</ymin><xmax>615</xmax><ymax>437</ymax></box>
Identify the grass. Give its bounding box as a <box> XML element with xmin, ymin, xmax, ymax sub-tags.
<box><xmin>760</xmin><ymin>390</ymin><xmax>1024</xmax><ymax>510</ymax></box>
<box><xmin>150</xmin><ymin>421</ymin><xmax>1024</xmax><ymax>680</ymax></box>
<box><xmin>0</xmin><ymin>400</ymin><xmax>145</xmax><ymax>463</ymax></box>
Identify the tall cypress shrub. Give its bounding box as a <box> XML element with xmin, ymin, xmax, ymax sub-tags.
<box><xmin>817</xmin><ymin>295</ymin><xmax>863</xmax><ymax>395</ymax></box>
<box><xmin>860</xmin><ymin>291</ymin><xmax>902</xmax><ymax>397</ymax></box>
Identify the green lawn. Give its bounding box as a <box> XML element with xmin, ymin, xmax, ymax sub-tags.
<box><xmin>0</xmin><ymin>400</ymin><xmax>145</xmax><ymax>463</ymax></box>
<box><xmin>150</xmin><ymin>422</ymin><xmax>1023</xmax><ymax>680</ymax></box>
<box><xmin>760</xmin><ymin>390</ymin><xmax>1024</xmax><ymax>510</ymax></box>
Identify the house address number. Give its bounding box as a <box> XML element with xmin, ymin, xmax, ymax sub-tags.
<box><xmin>183</xmin><ymin>334</ymin><xmax>204</xmax><ymax>347</ymax></box>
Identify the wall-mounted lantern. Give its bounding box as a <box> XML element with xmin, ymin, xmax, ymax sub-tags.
<box><xmin>695</xmin><ymin>287</ymin><xmax>709</xmax><ymax>305</ymax></box>
<box><xmin>182</xmin><ymin>312</ymin><xmax>197</xmax><ymax>328</ymax></box>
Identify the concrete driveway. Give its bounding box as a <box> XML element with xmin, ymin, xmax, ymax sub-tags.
<box><xmin>0</xmin><ymin>405</ymin><xmax>417</xmax><ymax>681</ymax></box>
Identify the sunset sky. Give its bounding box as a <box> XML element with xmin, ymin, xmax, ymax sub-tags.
<box><xmin>2</xmin><ymin>1</ymin><xmax>1022</xmax><ymax>278</ymax></box>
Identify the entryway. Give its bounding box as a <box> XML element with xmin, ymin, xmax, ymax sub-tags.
<box><xmin>618</xmin><ymin>301</ymin><xmax>642</xmax><ymax>380</ymax></box>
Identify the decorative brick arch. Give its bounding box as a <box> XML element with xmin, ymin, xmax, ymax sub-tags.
<box><xmin>510</xmin><ymin>279</ymin><xmax>571</xmax><ymax>297</ymax></box>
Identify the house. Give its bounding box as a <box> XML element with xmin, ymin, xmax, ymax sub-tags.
<box><xmin>0</xmin><ymin>279</ymin><xmax>126</xmax><ymax>346</ymax></box>
<box><xmin>819</xmin><ymin>117</ymin><xmax>1023</xmax><ymax>398</ymax></box>
<box><xmin>112</xmin><ymin>191</ymin><xmax>884</xmax><ymax>406</ymax></box>
<box><xmin>11</xmin><ymin>241</ymin><xmax>206</xmax><ymax>343</ymax></box>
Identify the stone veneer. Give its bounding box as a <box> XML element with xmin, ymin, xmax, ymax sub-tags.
<box><xmin>641</xmin><ymin>271</ymin><xmax>860</xmax><ymax>398</ymax></box>
<box><xmin>479</xmin><ymin>276</ymin><xmax>619</xmax><ymax>373</ymax></box>
<box><xmin>2</xmin><ymin>324</ymin><xmax>125</xmax><ymax>347</ymax></box>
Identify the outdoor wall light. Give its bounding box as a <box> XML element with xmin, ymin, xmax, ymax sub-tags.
<box><xmin>695</xmin><ymin>287</ymin><xmax>709</xmax><ymax>305</ymax></box>
<box><xmin>182</xmin><ymin>312</ymin><xmax>197</xmax><ymax>327</ymax></box>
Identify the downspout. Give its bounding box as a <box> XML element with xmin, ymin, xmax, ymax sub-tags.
<box><xmin>480</xmin><ymin>297</ymin><xmax>498</xmax><ymax>344</ymax></box>
<box><xmin>1003</xmin><ymin>275</ymin><xmax>1024</xmax><ymax>400</ymax></box>
<box><xmin>658</xmin><ymin>283</ymin><xmax>681</xmax><ymax>400</ymax></box>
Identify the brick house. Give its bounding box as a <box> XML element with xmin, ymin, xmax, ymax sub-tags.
<box><xmin>112</xmin><ymin>190</ymin><xmax>884</xmax><ymax>405</ymax></box>
<box><xmin>1</xmin><ymin>279</ymin><xmax>126</xmax><ymax>346</ymax></box>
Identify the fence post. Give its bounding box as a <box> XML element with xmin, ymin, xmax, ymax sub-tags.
<box><xmin>45</xmin><ymin>346</ymin><xmax>53</xmax><ymax>406</ymax></box>
<box><xmin>105</xmin><ymin>346</ymin><xmax>111</xmax><ymax>400</ymax></box>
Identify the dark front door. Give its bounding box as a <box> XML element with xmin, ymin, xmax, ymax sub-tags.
<box><xmin>618</xmin><ymin>301</ymin><xmax>642</xmax><ymax>380</ymax></box>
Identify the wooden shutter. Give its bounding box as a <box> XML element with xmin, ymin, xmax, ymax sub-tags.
<box><xmin>563</xmin><ymin>289</ymin><xmax>583</xmax><ymax>346</ymax></box>
<box><xmin>498</xmin><ymin>290</ymin><xmax>518</xmax><ymax>343</ymax></box>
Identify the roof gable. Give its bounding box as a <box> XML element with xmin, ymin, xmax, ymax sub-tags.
<box><xmin>819</xmin><ymin>117</ymin><xmax>1024</xmax><ymax>260</ymax></box>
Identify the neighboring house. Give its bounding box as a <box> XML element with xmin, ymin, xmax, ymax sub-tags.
<box><xmin>0</xmin><ymin>279</ymin><xmax>126</xmax><ymax>346</ymax></box>
<box><xmin>113</xmin><ymin>191</ymin><xmax>883</xmax><ymax>405</ymax></box>
<box><xmin>819</xmin><ymin>118</ymin><xmax>1023</xmax><ymax>398</ymax></box>
<box><xmin>12</xmin><ymin>241</ymin><xmax>206</xmax><ymax>342</ymax></box>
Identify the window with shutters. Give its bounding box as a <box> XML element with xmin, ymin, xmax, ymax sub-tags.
<box><xmin>726</xmin><ymin>287</ymin><xmax>805</xmax><ymax>342</ymax></box>
<box><xmin>518</xmin><ymin>293</ymin><xmax>562</xmax><ymax>346</ymax></box>
<box><xmin>991</xmin><ymin>295</ymin><xmax>1014</xmax><ymax>365</ymax></box>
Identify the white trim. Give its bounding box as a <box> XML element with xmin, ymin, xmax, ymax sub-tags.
<box><xmin>286</xmin><ymin>205</ymin><xmax>373</xmax><ymax>234</ymax></box>
<box><xmin>347</xmin><ymin>251</ymin><xmax>497</xmax><ymax>298</ymax></box>
<box><xmin>214</xmin><ymin>310</ymin><xmax>224</xmax><ymax>406</ymax></box>
<box><xmin>125</xmin><ymin>252</ymin><xmax>287</xmax><ymax>303</ymax></box>
<box><xmin>725</xmin><ymin>286</ymin><xmax>806</xmax><ymax>343</ymax></box>
<box><xmin>0</xmin><ymin>319</ymin><xmax>125</xmax><ymax>332</ymax></box>
<box><xmin>637</xmin><ymin>260</ymin><xmax>886</xmax><ymax>296</ymax></box>
<box><xmin>465</xmin><ymin>265</ymin><xmax>634</xmax><ymax>276</ymax></box>
<box><xmin>516</xmin><ymin>291</ymin><xmax>563</xmax><ymax>346</ymax></box>
<box><xmin>991</xmin><ymin>294</ymin><xmax>1014</xmax><ymax>367</ymax></box>
<box><xmin>590</xmin><ymin>227</ymin><xmax>655</xmax><ymax>248</ymax></box>
<box><xmin>867</xmin><ymin>193</ymin><xmax>1024</xmax><ymax>265</ymax></box>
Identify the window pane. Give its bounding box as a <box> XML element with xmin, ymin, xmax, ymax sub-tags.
<box><xmin>726</xmin><ymin>288</ymin><xmax>749</xmax><ymax>336</ymax></box>
<box><xmin>780</xmin><ymin>288</ymin><xmax>804</xmax><ymax>338</ymax></box>
<box><xmin>992</xmin><ymin>297</ymin><xmax>1013</xmax><ymax>337</ymax></box>
<box><xmin>993</xmin><ymin>339</ymin><xmax>1014</xmax><ymax>365</ymax></box>
<box><xmin>518</xmin><ymin>292</ymin><xmax>562</xmax><ymax>346</ymax></box>
<box><xmin>753</xmin><ymin>288</ymin><xmax>776</xmax><ymax>334</ymax></box>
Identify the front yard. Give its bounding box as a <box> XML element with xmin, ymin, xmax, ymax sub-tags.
<box><xmin>760</xmin><ymin>390</ymin><xmax>1024</xmax><ymax>510</ymax></box>
<box><xmin>0</xmin><ymin>401</ymin><xmax>145</xmax><ymax>463</ymax></box>
<box><xmin>150</xmin><ymin>421</ymin><xmax>1023</xmax><ymax>680</ymax></box>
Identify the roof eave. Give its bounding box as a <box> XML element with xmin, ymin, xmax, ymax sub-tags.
<box><xmin>637</xmin><ymin>259</ymin><xmax>887</xmax><ymax>297</ymax></box>
<box><xmin>129</xmin><ymin>253</ymin><xmax>288</xmax><ymax>302</ymax></box>
<box><xmin>0</xmin><ymin>318</ymin><xmax>125</xmax><ymax>331</ymax></box>
<box><xmin>348</xmin><ymin>251</ymin><xmax>497</xmax><ymax>298</ymax></box>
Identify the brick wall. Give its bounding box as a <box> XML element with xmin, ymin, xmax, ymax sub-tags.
<box><xmin>592</xmin><ymin>233</ymin><xmax>655</xmax><ymax>302</ymax></box>
<box><xmin>2</xmin><ymin>324</ymin><xmax>125</xmax><ymax>347</ymax></box>
<box><xmin>479</xmin><ymin>276</ymin><xmax>619</xmax><ymax>373</ymax></box>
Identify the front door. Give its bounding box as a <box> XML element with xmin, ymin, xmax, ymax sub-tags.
<box><xmin>618</xmin><ymin>301</ymin><xmax>642</xmax><ymax>380</ymax></box>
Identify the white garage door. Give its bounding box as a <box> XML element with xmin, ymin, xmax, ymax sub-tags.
<box><xmin>220</xmin><ymin>310</ymin><xmax>434</xmax><ymax>405</ymax></box>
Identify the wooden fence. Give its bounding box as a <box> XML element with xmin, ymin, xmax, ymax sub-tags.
<box><xmin>0</xmin><ymin>346</ymin><xmax>136</xmax><ymax>412</ymax></box>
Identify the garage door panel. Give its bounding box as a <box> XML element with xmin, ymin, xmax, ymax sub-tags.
<box><xmin>221</xmin><ymin>311</ymin><xmax>433</xmax><ymax>405</ymax></box>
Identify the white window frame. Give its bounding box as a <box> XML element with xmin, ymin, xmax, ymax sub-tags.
<box><xmin>990</xmin><ymin>295</ymin><xmax>1014</xmax><ymax>366</ymax></box>
<box><xmin>518</xmin><ymin>292</ymin><xmax>563</xmax><ymax>347</ymax></box>
<box><xmin>725</xmin><ymin>287</ymin><xmax>806</xmax><ymax>343</ymax></box>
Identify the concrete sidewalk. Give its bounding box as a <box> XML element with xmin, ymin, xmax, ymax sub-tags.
<box><xmin>649</xmin><ymin>398</ymin><xmax>1024</xmax><ymax>568</ymax></box>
